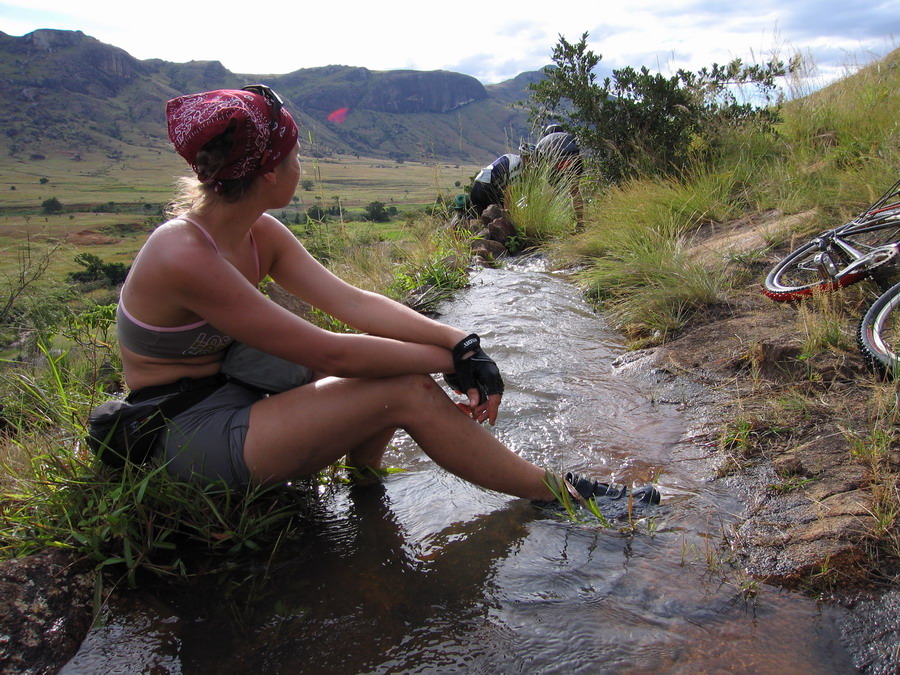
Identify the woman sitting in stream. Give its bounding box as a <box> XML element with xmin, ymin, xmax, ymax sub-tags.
<box><xmin>109</xmin><ymin>85</ymin><xmax>660</xmax><ymax>509</ymax></box>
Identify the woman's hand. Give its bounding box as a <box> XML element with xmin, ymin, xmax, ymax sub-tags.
<box><xmin>453</xmin><ymin>393</ymin><xmax>502</xmax><ymax>425</ymax></box>
<box><xmin>445</xmin><ymin>334</ymin><xmax>504</xmax><ymax>425</ymax></box>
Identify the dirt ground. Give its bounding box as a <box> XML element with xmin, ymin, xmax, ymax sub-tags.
<box><xmin>622</xmin><ymin>210</ymin><xmax>900</xmax><ymax>671</ymax></box>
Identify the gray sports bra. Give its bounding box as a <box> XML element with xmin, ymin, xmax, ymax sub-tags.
<box><xmin>117</xmin><ymin>217</ymin><xmax>259</xmax><ymax>359</ymax></box>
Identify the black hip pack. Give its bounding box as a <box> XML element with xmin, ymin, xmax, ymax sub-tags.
<box><xmin>87</xmin><ymin>375</ymin><xmax>226</xmax><ymax>469</ymax></box>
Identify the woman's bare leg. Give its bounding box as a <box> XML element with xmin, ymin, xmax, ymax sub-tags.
<box><xmin>242</xmin><ymin>374</ymin><xmax>555</xmax><ymax>500</ymax></box>
<box><xmin>345</xmin><ymin>428</ymin><xmax>396</xmax><ymax>472</ymax></box>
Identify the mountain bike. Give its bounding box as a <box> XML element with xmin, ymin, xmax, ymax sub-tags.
<box><xmin>857</xmin><ymin>278</ymin><xmax>900</xmax><ymax>376</ymax></box>
<box><xmin>763</xmin><ymin>177</ymin><xmax>900</xmax><ymax>301</ymax></box>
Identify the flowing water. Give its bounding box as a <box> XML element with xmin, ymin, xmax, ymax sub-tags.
<box><xmin>64</xmin><ymin>257</ymin><xmax>856</xmax><ymax>673</ymax></box>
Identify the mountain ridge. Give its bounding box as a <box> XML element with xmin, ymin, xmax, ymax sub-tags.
<box><xmin>0</xmin><ymin>28</ymin><xmax>544</xmax><ymax>163</ymax></box>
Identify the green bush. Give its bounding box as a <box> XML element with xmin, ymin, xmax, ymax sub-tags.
<box><xmin>41</xmin><ymin>197</ymin><xmax>63</xmax><ymax>215</ymax></box>
<box><xmin>525</xmin><ymin>32</ymin><xmax>795</xmax><ymax>183</ymax></box>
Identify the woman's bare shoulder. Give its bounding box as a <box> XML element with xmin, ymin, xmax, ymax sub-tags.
<box><xmin>251</xmin><ymin>212</ymin><xmax>294</xmax><ymax>239</ymax></box>
<box><xmin>132</xmin><ymin>218</ymin><xmax>223</xmax><ymax>281</ymax></box>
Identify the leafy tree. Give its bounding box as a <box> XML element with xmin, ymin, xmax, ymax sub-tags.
<box><xmin>306</xmin><ymin>205</ymin><xmax>327</xmax><ymax>221</ymax></box>
<box><xmin>68</xmin><ymin>253</ymin><xmax>130</xmax><ymax>286</ymax></box>
<box><xmin>364</xmin><ymin>201</ymin><xmax>390</xmax><ymax>222</ymax></box>
<box><xmin>41</xmin><ymin>197</ymin><xmax>63</xmax><ymax>215</ymax></box>
<box><xmin>525</xmin><ymin>32</ymin><xmax>797</xmax><ymax>182</ymax></box>
<box><xmin>301</xmin><ymin>179</ymin><xmax>315</xmax><ymax>191</ymax></box>
<box><xmin>39</xmin><ymin>177</ymin><xmax>49</xmax><ymax>185</ymax></box>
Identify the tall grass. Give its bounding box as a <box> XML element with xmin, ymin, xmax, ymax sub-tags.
<box><xmin>762</xmin><ymin>48</ymin><xmax>899</xmax><ymax>223</ymax></box>
<box><xmin>0</xmin><ymin>324</ymin><xmax>317</xmax><ymax>587</ymax></box>
<box><xmin>298</xmin><ymin>212</ymin><xmax>472</xmax><ymax>315</ymax></box>
<box><xmin>551</xmin><ymin>177</ymin><xmax>733</xmax><ymax>344</ymax></box>
<box><xmin>506</xmin><ymin>162</ymin><xmax>578</xmax><ymax>245</ymax></box>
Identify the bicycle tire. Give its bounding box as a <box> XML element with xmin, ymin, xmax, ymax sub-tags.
<box><xmin>858</xmin><ymin>279</ymin><xmax>900</xmax><ymax>377</ymax></box>
<box><xmin>763</xmin><ymin>214</ymin><xmax>900</xmax><ymax>301</ymax></box>
<box><xmin>763</xmin><ymin>238</ymin><xmax>869</xmax><ymax>301</ymax></box>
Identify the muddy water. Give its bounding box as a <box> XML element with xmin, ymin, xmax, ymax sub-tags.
<box><xmin>63</xmin><ymin>257</ymin><xmax>856</xmax><ymax>674</ymax></box>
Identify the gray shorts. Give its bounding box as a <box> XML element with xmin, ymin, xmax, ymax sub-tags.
<box><xmin>153</xmin><ymin>382</ymin><xmax>264</xmax><ymax>488</ymax></box>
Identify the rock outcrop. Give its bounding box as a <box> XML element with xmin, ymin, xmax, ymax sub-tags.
<box><xmin>0</xmin><ymin>550</ymin><xmax>95</xmax><ymax>674</ymax></box>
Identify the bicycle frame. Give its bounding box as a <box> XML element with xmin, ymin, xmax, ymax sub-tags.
<box><xmin>763</xmin><ymin>177</ymin><xmax>900</xmax><ymax>301</ymax></box>
<box><xmin>813</xmin><ymin>217</ymin><xmax>900</xmax><ymax>283</ymax></box>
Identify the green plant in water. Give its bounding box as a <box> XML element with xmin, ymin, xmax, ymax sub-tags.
<box><xmin>720</xmin><ymin>418</ymin><xmax>754</xmax><ymax>452</ymax></box>
<box><xmin>680</xmin><ymin>525</ymin><xmax>759</xmax><ymax>606</ymax></box>
<box><xmin>541</xmin><ymin>470</ymin><xmax>666</xmax><ymax>534</ymax></box>
<box><xmin>542</xmin><ymin>471</ymin><xmax>610</xmax><ymax>527</ymax></box>
<box><xmin>338</xmin><ymin>462</ymin><xmax>406</xmax><ymax>485</ymax></box>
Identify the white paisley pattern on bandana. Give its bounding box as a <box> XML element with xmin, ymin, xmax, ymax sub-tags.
<box><xmin>167</xmin><ymin>91</ymin><xmax>272</xmax><ymax>182</ymax></box>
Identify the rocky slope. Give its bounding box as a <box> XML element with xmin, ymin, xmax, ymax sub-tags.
<box><xmin>0</xmin><ymin>29</ymin><xmax>540</xmax><ymax>163</ymax></box>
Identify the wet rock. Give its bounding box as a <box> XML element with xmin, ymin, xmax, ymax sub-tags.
<box><xmin>486</xmin><ymin>221</ymin><xmax>510</xmax><ymax>245</ymax></box>
<box><xmin>488</xmin><ymin>216</ymin><xmax>516</xmax><ymax>242</ymax></box>
<box><xmin>735</xmin><ymin>487</ymin><xmax>874</xmax><ymax>588</ymax></box>
<box><xmin>471</xmin><ymin>239</ymin><xmax>507</xmax><ymax>264</ymax></box>
<box><xmin>480</xmin><ymin>204</ymin><xmax>503</xmax><ymax>224</ymax></box>
<box><xmin>773</xmin><ymin>454</ymin><xmax>807</xmax><ymax>477</ymax></box>
<box><xmin>840</xmin><ymin>589</ymin><xmax>900</xmax><ymax>674</ymax></box>
<box><xmin>0</xmin><ymin>550</ymin><xmax>95</xmax><ymax>674</ymax></box>
<box><xmin>451</xmin><ymin>203</ymin><xmax>520</xmax><ymax>263</ymax></box>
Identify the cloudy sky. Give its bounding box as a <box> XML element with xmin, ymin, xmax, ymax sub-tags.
<box><xmin>2</xmin><ymin>0</ymin><xmax>897</xmax><ymax>89</ymax></box>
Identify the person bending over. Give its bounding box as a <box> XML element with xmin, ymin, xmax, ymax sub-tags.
<box><xmin>468</xmin><ymin>152</ymin><xmax>524</xmax><ymax>218</ymax></box>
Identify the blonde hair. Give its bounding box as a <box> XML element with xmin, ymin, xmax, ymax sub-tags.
<box><xmin>164</xmin><ymin>125</ymin><xmax>258</xmax><ymax>217</ymax></box>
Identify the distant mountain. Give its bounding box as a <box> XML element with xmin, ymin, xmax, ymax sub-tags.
<box><xmin>0</xmin><ymin>29</ymin><xmax>545</xmax><ymax>163</ymax></box>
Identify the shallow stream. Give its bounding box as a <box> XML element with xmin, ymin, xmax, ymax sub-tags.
<box><xmin>63</xmin><ymin>257</ymin><xmax>856</xmax><ymax>673</ymax></box>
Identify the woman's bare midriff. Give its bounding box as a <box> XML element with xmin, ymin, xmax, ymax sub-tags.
<box><xmin>120</xmin><ymin>343</ymin><xmax>225</xmax><ymax>391</ymax></box>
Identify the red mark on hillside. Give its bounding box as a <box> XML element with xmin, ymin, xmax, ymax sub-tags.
<box><xmin>327</xmin><ymin>107</ymin><xmax>349</xmax><ymax>123</ymax></box>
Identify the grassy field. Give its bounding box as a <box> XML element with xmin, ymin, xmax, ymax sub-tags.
<box><xmin>0</xmin><ymin>144</ymin><xmax>481</xmax><ymax>277</ymax></box>
<box><xmin>0</xmin><ymin>145</ymin><xmax>480</xmax><ymax>211</ymax></box>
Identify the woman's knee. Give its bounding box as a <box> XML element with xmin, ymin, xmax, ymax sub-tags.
<box><xmin>381</xmin><ymin>374</ymin><xmax>448</xmax><ymax>412</ymax></box>
<box><xmin>390</xmin><ymin>373</ymin><xmax>444</xmax><ymax>397</ymax></box>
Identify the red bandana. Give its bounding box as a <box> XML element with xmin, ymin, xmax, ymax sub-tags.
<box><xmin>165</xmin><ymin>89</ymin><xmax>299</xmax><ymax>183</ymax></box>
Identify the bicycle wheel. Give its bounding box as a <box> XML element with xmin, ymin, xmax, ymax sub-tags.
<box><xmin>763</xmin><ymin>214</ymin><xmax>900</xmax><ymax>301</ymax></box>
<box><xmin>763</xmin><ymin>237</ymin><xmax>869</xmax><ymax>301</ymax></box>
<box><xmin>858</xmin><ymin>279</ymin><xmax>900</xmax><ymax>376</ymax></box>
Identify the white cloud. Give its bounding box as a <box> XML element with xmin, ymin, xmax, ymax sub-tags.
<box><xmin>1</xmin><ymin>0</ymin><xmax>896</xmax><ymax>84</ymax></box>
